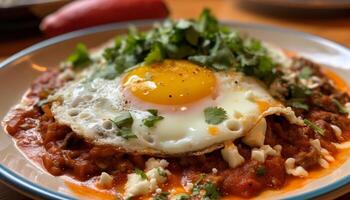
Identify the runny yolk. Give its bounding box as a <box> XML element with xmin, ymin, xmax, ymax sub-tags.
<box><xmin>123</xmin><ymin>60</ymin><xmax>217</xmax><ymax>105</ymax></box>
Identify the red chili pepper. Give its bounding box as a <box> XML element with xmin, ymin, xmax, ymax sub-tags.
<box><xmin>40</xmin><ymin>0</ymin><xmax>169</xmax><ymax>37</ymax></box>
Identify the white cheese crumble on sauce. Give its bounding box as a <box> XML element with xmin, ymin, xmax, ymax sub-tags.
<box><xmin>332</xmin><ymin>141</ymin><xmax>350</xmax><ymax>149</ymax></box>
<box><xmin>310</xmin><ymin>139</ymin><xmax>335</xmax><ymax>169</ymax></box>
<box><xmin>124</xmin><ymin>158</ymin><xmax>170</xmax><ymax>199</ymax></box>
<box><xmin>330</xmin><ymin>124</ymin><xmax>343</xmax><ymax>141</ymax></box>
<box><xmin>251</xmin><ymin>145</ymin><xmax>282</xmax><ymax>163</ymax></box>
<box><xmin>98</xmin><ymin>172</ymin><xmax>113</xmax><ymax>188</ymax></box>
<box><xmin>221</xmin><ymin>142</ymin><xmax>245</xmax><ymax>168</ymax></box>
<box><xmin>285</xmin><ymin>158</ymin><xmax>308</xmax><ymax>178</ymax></box>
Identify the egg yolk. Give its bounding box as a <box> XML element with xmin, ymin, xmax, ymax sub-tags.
<box><xmin>123</xmin><ymin>60</ymin><xmax>217</xmax><ymax>105</ymax></box>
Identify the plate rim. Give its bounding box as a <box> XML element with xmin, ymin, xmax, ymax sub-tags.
<box><xmin>0</xmin><ymin>19</ymin><xmax>350</xmax><ymax>200</ymax></box>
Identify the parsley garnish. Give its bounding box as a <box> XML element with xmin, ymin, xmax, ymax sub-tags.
<box><xmin>67</xmin><ymin>43</ymin><xmax>91</xmax><ymax>69</ymax></box>
<box><xmin>191</xmin><ymin>174</ymin><xmax>219</xmax><ymax>200</ymax></box>
<box><xmin>204</xmin><ymin>107</ymin><xmax>227</xmax><ymax>125</ymax></box>
<box><xmin>117</xmin><ymin>127</ymin><xmax>137</xmax><ymax>139</ymax></box>
<box><xmin>110</xmin><ymin>111</ymin><xmax>133</xmax><ymax>127</ymax></box>
<box><xmin>289</xmin><ymin>84</ymin><xmax>312</xmax><ymax>99</ymax></box>
<box><xmin>153</xmin><ymin>192</ymin><xmax>170</xmax><ymax>200</ymax></box>
<box><xmin>256</xmin><ymin>166</ymin><xmax>266</xmax><ymax>176</ymax></box>
<box><xmin>134</xmin><ymin>168</ymin><xmax>147</xmax><ymax>180</ymax></box>
<box><xmin>331</xmin><ymin>98</ymin><xmax>349</xmax><ymax>115</ymax></box>
<box><xmin>304</xmin><ymin>119</ymin><xmax>325</xmax><ymax>136</ymax></box>
<box><xmin>173</xmin><ymin>193</ymin><xmax>191</xmax><ymax>200</ymax></box>
<box><xmin>299</xmin><ymin>67</ymin><xmax>313</xmax><ymax>79</ymax></box>
<box><xmin>89</xmin><ymin>9</ymin><xmax>276</xmax><ymax>85</ymax></box>
<box><xmin>287</xmin><ymin>99</ymin><xmax>309</xmax><ymax>111</ymax></box>
<box><xmin>143</xmin><ymin>109</ymin><xmax>164</xmax><ymax>128</ymax></box>
<box><xmin>110</xmin><ymin>111</ymin><xmax>136</xmax><ymax>140</ymax></box>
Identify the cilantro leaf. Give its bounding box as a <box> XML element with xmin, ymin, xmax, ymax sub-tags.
<box><xmin>134</xmin><ymin>168</ymin><xmax>147</xmax><ymax>180</ymax></box>
<box><xmin>147</xmin><ymin>109</ymin><xmax>159</xmax><ymax>116</ymax></box>
<box><xmin>153</xmin><ymin>192</ymin><xmax>170</xmax><ymax>200</ymax></box>
<box><xmin>192</xmin><ymin>175</ymin><xmax>219</xmax><ymax>200</ymax></box>
<box><xmin>110</xmin><ymin>111</ymin><xmax>133</xmax><ymax>127</ymax></box>
<box><xmin>144</xmin><ymin>43</ymin><xmax>165</xmax><ymax>64</ymax></box>
<box><xmin>331</xmin><ymin>98</ymin><xmax>349</xmax><ymax>114</ymax></box>
<box><xmin>299</xmin><ymin>67</ymin><xmax>313</xmax><ymax>79</ymax></box>
<box><xmin>93</xmin><ymin>9</ymin><xmax>277</xmax><ymax>85</ymax></box>
<box><xmin>204</xmin><ymin>107</ymin><xmax>227</xmax><ymax>125</ymax></box>
<box><xmin>287</xmin><ymin>99</ymin><xmax>309</xmax><ymax>111</ymax></box>
<box><xmin>201</xmin><ymin>182</ymin><xmax>219</xmax><ymax>200</ymax></box>
<box><xmin>67</xmin><ymin>43</ymin><xmax>91</xmax><ymax>69</ymax></box>
<box><xmin>173</xmin><ymin>193</ymin><xmax>190</xmax><ymax>200</ymax></box>
<box><xmin>116</xmin><ymin>127</ymin><xmax>137</xmax><ymax>140</ymax></box>
<box><xmin>289</xmin><ymin>84</ymin><xmax>312</xmax><ymax>99</ymax></box>
<box><xmin>304</xmin><ymin>119</ymin><xmax>325</xmax><ymax>136</ymax></box>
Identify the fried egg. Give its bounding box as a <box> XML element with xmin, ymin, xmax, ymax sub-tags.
<box><xmin>50</xmin><ymin>59</ymin><xmax>302</xmax><ymax>155</ymax></box>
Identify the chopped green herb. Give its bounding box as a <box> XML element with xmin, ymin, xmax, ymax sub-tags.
<box><xmin>147</xmin><ymin>109</ymin><xmax>159</xmax><ymax>116</ymax></box>
<box><xmin>204</xmin><ymin>107</ymin><xmax>227</xmax><ymax>125</ymax></box>
<box><xmin>173</xmin><ymin>193</ymin><xmax>191</xmax><ymax>200</ymax></box>
<box><xmin>153</xmin><ymin>192</ymin><xmax>170</xmax><ymax>200</ymax></box>
<box><xmin>304</xmin><ymin>119</ymin><xmax>325</xmax><ymax>136</ymax></box>
<box><xmin>157</xmin><ymin>168</ymin><xmax>167</xmax><ymax>177</ymax></box>
<box><xmin>256</xmin><ymin>166</ymin><xmax>266</xmax><ymax>176</ymax></box>
<box><xmin>289</xmin><ymin>84</ymin><xmax>312</xmax><ymax>99</ymax></box>
<box><xmin>116</xmin><ymin>127</ymin><xmax>136</xmax><ymax>140</ymax></box>
<box><xmin>92</xmin><ymin>9</ymin><xmax>276</xmax><ymax>85</ymax></box>
<box><xmin>134</xmin><ymin>168</ymin><xmax>147</xmax><ymax>180</ymax></box>
<box><xmin>299</xmin><ymin>67</ymin><xmax>313</xmax><ymax>79</ymax></box>
<box><xmin>143</xmin><ymin>115</ymin><xmax>164</xmax><ymax>128</ymax></box>
<box><xmin>67</xmin><ymin>43</ymin><xmax>91</xmax><ymax>69</ymax></box>
<box><xmin>286</xmin><ymin>99</ymin><xmax>309</xmax><ymax>111</ymax></box>
<box><xmin>143</xmin><ymin>109</ymin><xmax>164</xmax><ymax>128</ymax></box>
<box><xmin>331</xmin><ymin>98</ymin><xmax>349</xmax><ymax>115</ymax></box>
<box><xmin>110</xmin><ymin>111</ymin><xmax>133</xmax><ymax>127</ymax></box>
<box><xmin>201</xmin><ymin>182</ymin><xmax>220</xmax><ymax>200</ymax></box>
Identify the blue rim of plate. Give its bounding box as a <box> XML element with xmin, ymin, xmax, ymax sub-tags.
<box><xmin>0</xmin><ymin>19</ymin><xmax>350</xmax><ymax>200</ymax></box>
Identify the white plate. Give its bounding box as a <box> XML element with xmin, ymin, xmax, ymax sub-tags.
<box><xmin>0</xmin><ymin>20</ymin><xmax>350</xmax><ymax>200</ymax></box>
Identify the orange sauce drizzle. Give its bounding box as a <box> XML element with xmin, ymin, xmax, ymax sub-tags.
<box><xmin>321</xmin><ymin>68</ymin><xmax>350</xmax><ymax>93</ymax></box>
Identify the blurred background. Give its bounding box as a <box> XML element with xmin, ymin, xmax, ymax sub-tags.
<box><xmin>1</xmin><ymin>0</ymin><xmax>350</xmax><ymax>199</ymax></box>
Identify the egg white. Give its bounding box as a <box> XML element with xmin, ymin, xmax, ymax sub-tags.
<box><xmin>49</xmin><ymin>66</ymin><xmax>303</xmax><ymax>156</ymax></box>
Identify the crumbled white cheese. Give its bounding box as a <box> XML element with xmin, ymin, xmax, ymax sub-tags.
<box><xmin>124</xmin><ymin>173</ymin><xmax>150</xmax><ymax>199</ymax></box>
<box><xmin>300</xmin><ymin>76</ymin><xmax>321</xmax><ymax>89</ymax></box>
<box><xmin>332</xmin><ymin>141</ymin><xmax>350</xmax><ymax>149</ymax></box>
<box><xmin>145</xmin><ymin>158</ymin><xmax>169</xmax><ymax>171</ymax></box>
<box><xmin>242</xmin><ymin>118</ymin><xmax>266</xmax><ymax>147</ymax></box>
<box><xmin>221</xmin><ymin>143</ymin><xmax>245</xmax><ymax>168</ymax></box>
<box><xmin>98</xmin><ymin>172</ymin><xmax>113</xmax><ymax>188</ymax></box>
<box><xmin>124</xmin><ymin>158</ymin><xmax>170</xmax><ymax>199</ymax></box>
<box><xmin>331</xmin><ymin>124</ymin><xmax>343</xmax><ymax>141</ymax></box>
<box><xmin>285</xmin><ymin>158</ymin><xmax>308</xmax><ymax>177</ymax></box>
<box><xmin>251</xmin><ymin>145</ymin><xmax>281</xmax><ymax>163</ymax></box>
<box><xmin>212</xmin><ymin>168</ymin><xmax>218</xmax><ymax>174</ymax></box>
<box><xmin>319</xmin><ymin>158</ymin><xmax>330</xmax><ymax>169</ymax></box>
<box><xmin>310</xmin><ymin>139</ymin><xmax>335</xmax><ymax>168</ymax></box>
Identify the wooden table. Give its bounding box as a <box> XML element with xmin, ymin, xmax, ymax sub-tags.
<box><xmin>1</xmin><ymin>0</ymin><xmax>350</xmax><ymax>199</ymax></box>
